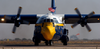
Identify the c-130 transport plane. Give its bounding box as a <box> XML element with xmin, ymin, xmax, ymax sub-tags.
<box><xmin>0</xmin><ymin>0</ymin><xmax>100</xmax><ymax>46</ymax></box>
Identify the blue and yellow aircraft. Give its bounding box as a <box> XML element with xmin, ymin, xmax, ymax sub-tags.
<box><xmin>0</xmin><ymin>0</ymin><xmax>100</xmax><ymax>46</ymax></box>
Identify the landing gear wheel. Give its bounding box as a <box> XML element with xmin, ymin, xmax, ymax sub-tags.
<box><xmin>32</xmin><ymin>37</ymin><xmax>35</xmax><ymax>42</ymax></box>
<box><xmin>45</xmin><ymin>40</ymin><xmax>53</xmax><ymax>46</ymax></box>
<box><xmin>45</xmin><ymin>41</ymin><xmax>48</xmax><ymax>46</ymax></box>
<box><xmin>35</xmin><ymin>41</ymin><xmax>39</xmax><ymax>46</ymax></box>
<box><xmin>67</xmin><ymin>36</ymin><xmax>69</xmax><ymax>42</ymax></box>
<box><xmin>49</xmin><ymin>40</ymin><xmax>53</xmax><ymax>46</ymax></box>
<box><xmin>34</xmin><ymin>39</ymin><xmax>40</xmax><ymax>46</ymax></box>
<box><xmin>63</xmin><ymin>40</ymin><xmax>67</xmax><ymax>45</ymax></box>
<box><xmin>61</xmin><ymin>36</ymin><xmax>69</xmax><ymax>45</ymax></box>
<box><xmin>33</xmin><ymin>37</ymin><xmax>40</xmax><ymax>46</ymax></box>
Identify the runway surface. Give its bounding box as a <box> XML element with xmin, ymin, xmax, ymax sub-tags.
<box><xmin>0</xmin><ymin>43</ymin><xmax>100</xmax><ymax>49</ymax></box>
<box><xmin>0</xmin><ymin>40</ymin><xmax>100</xmax><ymax>49</ymax></box>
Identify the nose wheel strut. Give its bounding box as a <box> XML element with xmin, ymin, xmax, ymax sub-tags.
<box><xmin>45</xmin><ymin>40</ymin><xmax>53</xmax><ymax>46</ymax></box>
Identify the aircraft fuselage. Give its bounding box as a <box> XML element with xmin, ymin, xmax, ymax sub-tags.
<box><xmin>33</xmin><ymin>13</ymin><xmax>69</xmax><ymax>45</ymax></box>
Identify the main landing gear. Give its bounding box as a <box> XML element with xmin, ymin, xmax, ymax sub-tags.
<box><xmin>32</xmin><ymin>37</ymin><xmax>40</xmax><ymax>46</ymax></box>
<box><xmin>61</xmin><ymin>36</ymin><xmax>69</xmax><ymax>45</ymax></box>
<box><xmin>61</xmin><ymin>29</ymin><xmax>69</xmax><ymax>45</ymax></box>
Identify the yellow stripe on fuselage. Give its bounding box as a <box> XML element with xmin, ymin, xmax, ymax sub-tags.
<box><xmin>55</xmin><ymin>23</ymin><xmax>64</xmax><ymax>26</ymax></box>
<box><xmin>35</xmin><ymin>22</ymin><xmax>64</xmax><ymax>40</ymax></box>
<box><xmin>35</xmin><ymin>23</ymin><xmax>42</xmax><ymax>26</ymax></box>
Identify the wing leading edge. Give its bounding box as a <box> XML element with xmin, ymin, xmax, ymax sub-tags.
<box><xmin>0</xmin><ymin>14</ymin><xmax>100</xmax><ymax>24</ymax></box>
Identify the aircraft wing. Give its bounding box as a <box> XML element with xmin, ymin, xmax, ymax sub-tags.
<box><xmin>0</xmin><ymin>14</ymin><xmax>100</xmax><ymax>24</ymax></box>
<box><xmin>0</xmin><ymin>14</ymin><xmax>44</xmax><ymax>33</ymax></box>
<box><xmin>0</xmin><ymin>7</ymin><xmax>43</xmax><ymax>24</ymax></box>
<box><xmin>64</xmin><ymin>14</ymin><xmax>100</xmax><ymax>24</ymax></box>
<box><xmin>0</xmin><ymin>15</ymin><xmax>38</xmax><ymax>24</ymax></box>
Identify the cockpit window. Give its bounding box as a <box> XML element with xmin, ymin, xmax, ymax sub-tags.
<box><xmin>53</xmin><ymin>18</ymin><xmax>58</xmax><ymax>23</ymax></box>
<box><xmin>44</xmin><ymin>19</ymin><xmax>46</xmax><ymax>22</ymax></box>
<box><xmin>43</xmin><ymin>19</ymin><xmax>53</xmax><ymax>22</ymax></box>
<box><xmin>51</xmin><ymin>19</ymin><xmax>53</xmax><ymax>22</ymax></box>
<box><xmin>47</xmin><ymin>19</ymin><xmax>50</xmax><ymax>22</ymax></box>
<box><xmin>37</xmin><ymin>18</ymin><xmax>44</xmax><ymax>23</ymax></box>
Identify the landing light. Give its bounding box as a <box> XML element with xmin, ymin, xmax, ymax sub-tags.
<box><xmin>1</xmin><ymin>18</ymin><xmax>5</xmax><ymax>21</ymax></box>
<box><xmin>98</xmin><ymin>18</ymin><xmax>99</xmax><ymax>20</ymax></box>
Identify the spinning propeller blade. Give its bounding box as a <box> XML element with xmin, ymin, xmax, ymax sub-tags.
<box><xmin>85</xmin><ymin>11</ymin><xmax>95</xmax><ymax>19</ymax></box>
<box><xmin>12</xmin><ymin>25</ymin><xmax>17</xmax><ymax>33</ymax></box>
<box><xmin>86</xmin><ymin>24</ymin><xmax>91</xmax><ymax>32</ymax></box>
<box><xmin>75</xmin><ymin>8</ymin><xmax>81</xmax><ymax>18</ymax></box>
<box><xmin>71</xmin><ymin>21</ymin><xmax>81</xmax><ymax>28</ymax></box>
<box><xmin>17</xmin><ymin>7</ymin><xmax>22</xmax><ymax>18</ymax></box>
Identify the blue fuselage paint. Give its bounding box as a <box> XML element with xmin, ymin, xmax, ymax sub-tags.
<box><xmin>34</xmin><ymin>26</ymin><xmax>45</xmax><ymax>40</ymax></box>
<box><xmin>52</xmin><ymin>26</ymin><xmax>64</xmax><ymax>40</ymax></box>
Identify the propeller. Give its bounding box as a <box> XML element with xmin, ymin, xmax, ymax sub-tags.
<box><xmin>4</xmin><ymin>7</ymin><xmax>30</xmax><ymax>33</ymax></box>
<box><xmin>12</xmin><ymin>7</ymin><xmax>22</xmax><ymax>33</ymax></box>
<box><xmin>12</xmin><ymin>25</ymin><xmax>17</xmax><ymax>33</ymax></box>
<box><xmin>71</xmin><ymin>8</ymin><xmax>95</xmax><ymax>32</ymax></box>
<box><xmin>86</xmin><ymin>24</ymin><xmax>91</xmax><ymax>32</ymax></box>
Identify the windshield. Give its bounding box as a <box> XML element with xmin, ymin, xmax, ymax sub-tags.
<box><xmin>53</xmin><ymin>18</ymin><xmax>58</xmax><ymax>23</ymax></box>
<box><xmin>36</xmin><ymin>15</ymin><xmax>60</xmax><ymax>23</ymax></box>
<box><xmin>37</xmin><ymin>18</ymin><xmax>44</xmax><ymax>23</ymax></box>
<box><xmin>44</xmin><ymin>19</ymin><xmax>53</xmax><ymax>22</ymax></box>
<box><xmin>37</xmin><ymin>18</ymin><xmax>59</xmax><ymax>23</ymax></box>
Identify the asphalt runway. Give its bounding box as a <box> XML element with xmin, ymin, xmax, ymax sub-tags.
<box><xmin>1</xmin><ymin>43</ymin><xmax>100</xmax><ymax>47</ymax></box>
<box><xmin>0</xmin><ymin>41</ymin><xmax>100</xmax><ymax>49</ymax></box>
<box><xmin>0</xmin><ymin>43</ymin><xmax>100</xmax><ymax>49</ymax></box>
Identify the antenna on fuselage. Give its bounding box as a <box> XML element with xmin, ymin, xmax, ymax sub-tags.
<box><xmin>48</xmin><ymin>0</ymin><xmax>56</xmax><ymax>14</ymax></box>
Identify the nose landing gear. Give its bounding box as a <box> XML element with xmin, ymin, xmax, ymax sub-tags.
<box><xmin>45</xmin><ymin>40</ymin><xmax>53</xmax><ymax>46</ymax></box>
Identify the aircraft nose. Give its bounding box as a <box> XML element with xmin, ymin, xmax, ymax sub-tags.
<box><xmin>41</xmin><ymin>25</ymin><xmax>56</xmax><ymax>40</ymax></box>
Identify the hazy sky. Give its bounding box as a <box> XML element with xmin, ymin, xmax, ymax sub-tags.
<box><xmin>0</xmin><ymin>0</ymin><xmax>100</xmax><ymax>14</ymax></box>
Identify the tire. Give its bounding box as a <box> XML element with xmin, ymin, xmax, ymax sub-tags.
<box><xmin>49</xmin><ymin>40</ymin><xmax>53</xmax><ymax>46</ymax></box>
<box><xmin>35</xmin><ymin>41</ymin><xmax>39</xmax><ymax>46</ymax></box>
<box><xmin>63</xmin><ymin>36</ymin><xmax>69</xmax><ymax>45</ymax></box>
<box><xmin>33</xmin><ymin>37</ymin><xmax>40</xmax><ymax>46</ymax></box>
<box><xmin>45</xmin><ymin>40</ymin><xmax>53</xmax><ymax>46</ymax></box>
<box><xmin>61</xmin><ymin>36</ymin><xmax>69</xmax><ymax>45</ymax></box>
<box><xmin>45</xmin><ymin>41</ymin><xmax>48</xmax><ymax>46</ymax></box>
<box><xmin>67</xmin><ymin>36</ymin><xmax>69</xmax><ymax>42</ymax></box>
<box><xmin>32</xmin><ymin>37</ymin><xmax>35</xmax><ymax>42</ymax></box>
<box><xmin>63</xmin><ymin>40</ymin><xmax>67</xmax><ymax>45</ymax></box>
<box><xmin>34</xmin><ymin>39</ymin><xmax>40</xmax><ymax>46</ymax></box>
